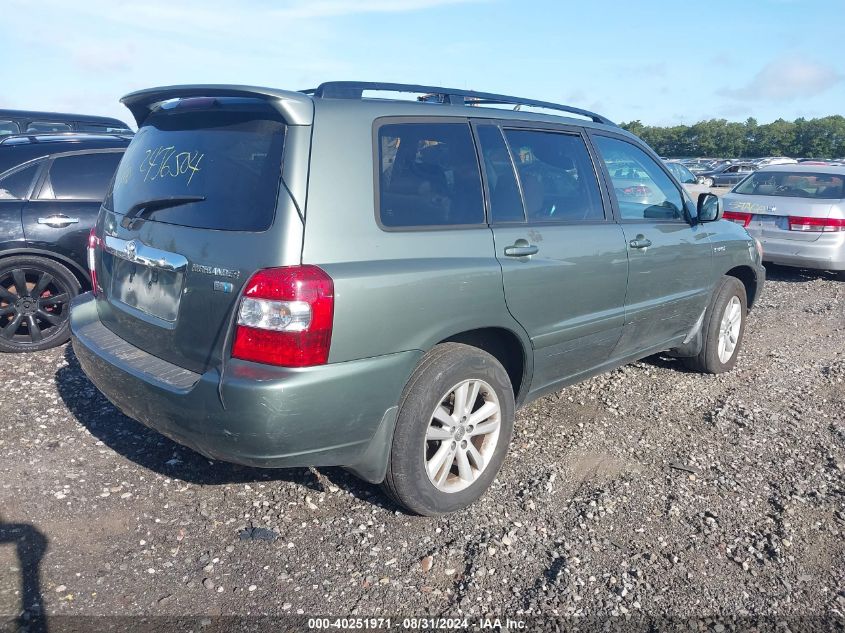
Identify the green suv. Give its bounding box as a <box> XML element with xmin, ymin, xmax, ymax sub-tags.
<box><xmin>70</xmin><ymin>82</ymin><xmax>765</xmax><ymax>515</ymax></box>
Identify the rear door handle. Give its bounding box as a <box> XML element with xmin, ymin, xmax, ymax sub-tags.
<box><xmin>37</xmin><ymin>215</ymin><xmax>79</xmax><ymax>227</ymax></box>
<box><xmin>629</xmin><ymin>237</ymin><xmax>652</xmax><ymax>250</ymax></box>
<box><xmin>504</xmin><ymin>243</ymin><xmax>539</xmax><ymax>257</ymax></box>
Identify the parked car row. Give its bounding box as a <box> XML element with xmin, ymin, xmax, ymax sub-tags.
<box><xmin>3</xmin><ymin>85</ymin><xmax>841</xmax><ymax>515</ymax></box>
<box><xmin>695</xmin><ymin>162</ymin><xmax>757</xmax><ymax>188</ymax></box>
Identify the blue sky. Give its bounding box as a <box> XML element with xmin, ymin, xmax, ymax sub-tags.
<box><xmin>2</xmin><ymin>0</ymin><xmax>843</xmax><ymax>129</ymax></box>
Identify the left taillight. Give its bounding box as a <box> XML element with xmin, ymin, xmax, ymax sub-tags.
<box><xmin>87</xmin><ymin>228</ymin><xmax>102</xmax><ymax>295</ymax></box>
<box><xmin>231</xmin><ymin>265</ymin><xmax>334</xmax><ymax>367</ymax></box>
<box><xmin>723</xmin><ymin>211</ymin><xmax>752</xmax><ymax>227</ymax></box>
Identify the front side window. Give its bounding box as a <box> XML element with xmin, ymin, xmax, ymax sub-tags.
<box><xmin>734</xmin><ymin>171</ymin><xmax>845</xmax><ymax>199</ymax></box>
<box><xmin>26</xmin><ymin>121</ymin><xmax>72</xmax><ymax>133</ymax></box>
<box><xmin>0</xmin><ymin>120</ymin><xmax>20</xmax><ymax>137</ymax></box>
<box><xmin>378</xmin><ymin>122</ymin><xmax>484</xmax><ymax>228</ymax></box>
<box><xmin>40</xmin><ymin>152</ymin><xmax>123</xmax><ymax>200</ymax></box>
<box><xmin>0</xmin><ymin>164</ymin><xmax>39</xmax><ymax>200</ymax></box>
<box><xmin>503</xmin><ymin>129</ymin><xmax>604</xmax><ymax>223</ymax></box>
<box><xmin>593</xmin><ymin>136</ymin><xmax>685</xmax><ymax>221</ymax></box>
<box><xmin>666</xmin><ymin>162</ymin><xmax>697</xmax><ymax>184</ymax></box>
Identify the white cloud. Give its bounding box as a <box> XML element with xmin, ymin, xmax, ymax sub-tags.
<box><xmin>720</xmin><ymin>55</ymin><xmax>842</xmax><ymax>101</ymax></box>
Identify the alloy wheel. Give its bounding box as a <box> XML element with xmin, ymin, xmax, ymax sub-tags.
<box><xmin>0</xmin><ymin>267</ymin><xmax>71</xmax><ymax>346</ymax></box>
<box><xmin>424</xmin><ymin>378</ymin><xmax>501</xmax><ymax>493</ymax></box>
<box><xmin>717</xmin><ymin>295</ymin><xmax>742</xmax><ymax>364</ymax></box>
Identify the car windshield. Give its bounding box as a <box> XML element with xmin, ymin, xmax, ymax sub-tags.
<box><xmin>733</xmin><ymin>171</ymin><xmax>844</xmax><ymax>198</ymax></box>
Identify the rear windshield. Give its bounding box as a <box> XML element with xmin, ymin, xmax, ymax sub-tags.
<box><xmin>734</xmin><ymin>171</ymin><xmax>844</xmax><ymax>199</ymax></box>
<box><xmin>105</xmin><ymin>100</ymin><xmax>286</xmax><ymax>231</ymax></box>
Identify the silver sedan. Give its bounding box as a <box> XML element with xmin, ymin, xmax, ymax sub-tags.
<box><xmin>721</xmin><ymin>165</ymin><xmax>845</xmax><ymax>273</ymax></box>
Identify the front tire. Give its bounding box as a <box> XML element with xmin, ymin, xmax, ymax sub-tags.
<box><xmin>382</xmin><ymin>343</ymin><xmax>515</xmax><ymax>516</ymax></box>
<box><xmin>0</xmin><ymin>256</ymin><xmax>80</xmax><ymax>353</ymax></box>
<box><xmin>683</xmin><ymin>276</ymin><xmax>747</xmax><ymax>373</ymax></box>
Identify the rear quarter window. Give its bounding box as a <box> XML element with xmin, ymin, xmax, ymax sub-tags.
<box><xmin>377</xmin><ymin>121</ymin><xmax>484</xmax><ymax>228</ymax></box>
<box><xmin>107</xmin><ymin>103</ymin><xmax>286</xmax><ymax>231</ymax></box>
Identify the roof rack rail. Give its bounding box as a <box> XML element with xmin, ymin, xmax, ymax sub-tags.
<box><xmin>300</xmin><ymin>81</ymin><xmax>615</xmax><ymax>126</ymax></box>
<box><xmin>0</xmin><ymin>131</ymin><xmax>133</xmax><ymax>146</ymax></box>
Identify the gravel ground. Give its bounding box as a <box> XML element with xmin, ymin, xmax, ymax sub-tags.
<box><xmin>1</xmin><ymin>264</ymin><xmax>844</xmax><ymax>627</ymax></box>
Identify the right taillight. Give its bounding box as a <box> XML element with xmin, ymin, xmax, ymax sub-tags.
<box><xmin>232</xmin><ymin>265</ymin><xmax>334</xmax><ymax>367</ymax></box>
<box><xmin>788</xmin><ymin>216</ymin><xmax>845</xmax><ymax>232</ymax></box>
<box><xmin>87</xmin><ymin>228</ymin><xmax>102</xmax><ymax>295</ymax></box>
<box><xmin>723</xmin><ymin>211</ymin><xmax>752</xmax><ymax>227</ymax></box>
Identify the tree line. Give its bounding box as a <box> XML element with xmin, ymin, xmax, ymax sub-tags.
<box><xmin>620</xmin><ymin>116</ymin><xmax>845</xmax><ymax>159</ymax></box>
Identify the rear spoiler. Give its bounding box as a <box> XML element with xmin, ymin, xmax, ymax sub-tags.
<box><xmin>120</xmin><ymin>85</ymin><xmax>314</xmax><ymax>127</ymax></box>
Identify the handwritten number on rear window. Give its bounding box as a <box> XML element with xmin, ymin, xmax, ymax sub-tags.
<box><xmin>138</xmin><ymin>145</ymin><xmax>204</xmax><ymax>185</ymax></box>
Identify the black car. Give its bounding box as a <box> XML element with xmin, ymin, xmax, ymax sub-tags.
<box><xmin>0</xmin><ymin>109</ymin><xmax>132</xmax><ymax>138</ymax></box>
<box><xmin>0</xmin><ymin>133</ymin><xmax>129</xmax><ymax>352</ymax></box>
<box><xmin>696</xmin><ymin>162</ymin><xmax>756</xmax><ymax>187</ymax></box>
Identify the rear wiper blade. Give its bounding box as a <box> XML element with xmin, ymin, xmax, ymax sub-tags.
<box><xmin>124</xmin><ymin>195</ymin><xmax>206</xmax><ymax>220</ymax></box>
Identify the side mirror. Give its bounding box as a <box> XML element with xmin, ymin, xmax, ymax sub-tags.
<box><xmin>697</xmin><ymin>193</ymin><xmax>722</xmax><ymax>223</ymax></box>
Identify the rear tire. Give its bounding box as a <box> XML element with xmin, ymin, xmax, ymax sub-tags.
<box><xmin>683</xmin><ymin>276</ymin><xmax>747</xmax><ymax>374</ymax></box>
<box><xmin>382</xmin><ymin>343</ymin><xmax>515</xmax><ymax>516</ymax></box>
<box><xmin>0</xmin><ymin>256</ymin><xmax>80</xmax><ymax>353</ymax></box>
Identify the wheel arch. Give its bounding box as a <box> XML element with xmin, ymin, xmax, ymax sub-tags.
<box><xmin>438</xmin><ymin>326</ymin><xmax>532</xmax><ymax>406</ymax></box>
<box><xmin>0</xmin><ymin>248</ymin><xmax>89</xmax><ymax>291</ymax></box>
<box><xmin>725</xmin><ymin>265</ymin><xmax>761</xmax><ymax>309</ymax></box>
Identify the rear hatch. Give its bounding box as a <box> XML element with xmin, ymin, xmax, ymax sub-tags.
<box><xmin>724</xmin><ymin>171</ymin><xmax>844</xmax><ymax>243</ymax></box>
<box><xmin>93</xmin><ymin>95</ymin><xmax>305</xmax><ymax>374</ymax></box>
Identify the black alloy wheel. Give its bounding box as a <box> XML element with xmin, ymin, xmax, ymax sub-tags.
<box><xmin>0</xmin><ymin>257</ymin><xmax>80</xmax><ymax>352</ymax></box>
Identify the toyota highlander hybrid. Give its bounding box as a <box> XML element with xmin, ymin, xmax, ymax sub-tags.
<box><xmin>70</xmin><ymin>82</ymin><xmax>765</xmax><ymax>515</ymax></box>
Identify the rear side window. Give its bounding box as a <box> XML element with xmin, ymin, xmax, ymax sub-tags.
<box><xmin>593</xmin><ymin>136</ymin><xmax>685</xmax><ymax>221</ymax></box>
<box><xmin>108</xmin><ymin>102</ymin><xmax>286</xmax><ymax>231</ymax></box>
<box><xmin>0</xmin><ymin>164</ymin><xmax>39</xmax><ymax>200</ymax></box>
<box><xmin>0</xmin><ymin>120</ymin><xmax>20</xmax><ymax>137</ymax></box>
<box><xmin>378</xmin><ymin>122</ymin><xmax>484</xmax><ymax>228</ymax></box>
<box><xmin>26</xmin><ymin>121</ymin><xmax>72</xmax><ymax>133</ymax></box>
<box><xmin>503</xmin><ymin>129</ymin><xmax>604</xmax><ymax>223</ymax></box>
<box><xmin>40</xmin><ymin>152</ymin><xmax>123</xmax><ymax>200</ymax></box>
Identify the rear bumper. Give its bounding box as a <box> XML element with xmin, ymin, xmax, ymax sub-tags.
<box><xmin>749</xmin><ymin>230</ymin><xmax>845</xmax><ymax>271</ymax></box>
<box><xmin>70</xmin><ymin>292</ymin><xmax>421</xmax><ymax>481</ymax></box>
